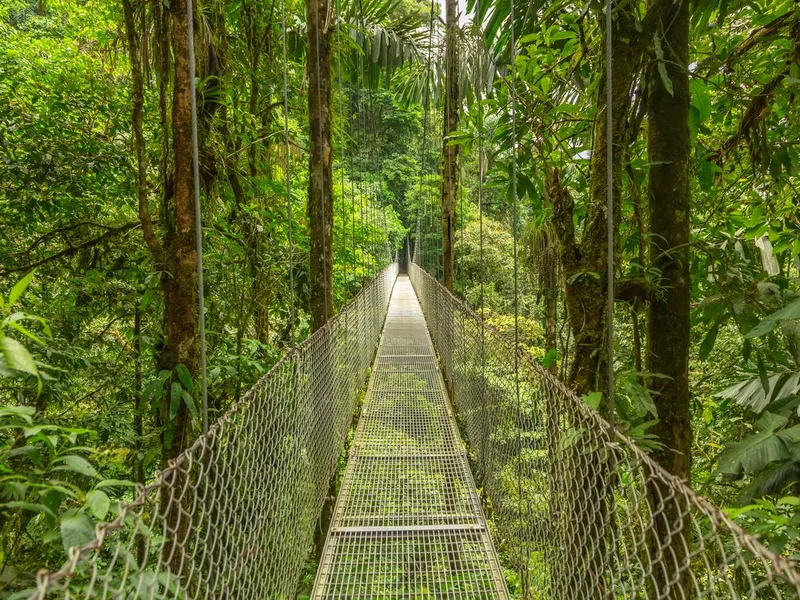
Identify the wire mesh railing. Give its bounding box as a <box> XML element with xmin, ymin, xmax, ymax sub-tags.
<box><xmin>30</xmin><ymin>264</ymin><xmax>398</xmax><ymax>600</ymax></box>
<box><xmin>409</xmin><ymin>262</ymin><xmax>800</xmax><ymax>599</ymax></box>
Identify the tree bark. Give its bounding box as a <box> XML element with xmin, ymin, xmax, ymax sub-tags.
<box><xmin>441</xmin><ymin>0</ymin><xmax>459</xmax><ymax>292</ymax></box>
<box><xmin>645</xmin><ymin>0</ymin><xmax>692</xmax><ymax>593</ymax></box>
<box><xmin>155</xmin><ymin>0</ymin><xmax>199</xmax><ymax>575</ymax></box>
<box><xmin>307</xmin><ymin>0</ymin><xmax>334</xmax><ymax>331</ymax></box>
<box><xmin>306</xmin><ymin>0</ymin><xmax>337</xmax><ymax>563</ymax></box>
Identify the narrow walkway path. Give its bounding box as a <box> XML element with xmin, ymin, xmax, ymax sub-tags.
<box><xmin>313</xmin><ymin>276</ymin><xmax>509</xmax><ymax>599</ymax></box>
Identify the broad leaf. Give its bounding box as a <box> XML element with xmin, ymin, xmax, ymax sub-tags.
<box><xmin>0</xmin><ymin>336</ymin><xmax>39</xmax><ymax>378</ymax></box>
<box><xmin>8</xmin><ymin>270</ymin><xmax>36</xmax><ymax>307</ymax></box>
<box><xmin>53</xmin><ymin>455</ymin><xmax>98</xmax><ymax>478</ymax></box>
<box><xmin>746</xmin><ymin>298</ymin><xmax>800</xmax><ymax>338</ymax></box>
<box><xmin>718</xmin><ymin>372</ymin><xmax>800</xmax><ymax>413</ymax></box>
<box><xmin>1</xmin><ymin>501</ymin><xmax>56</xmax><ymax>518</ymax></box>
<box><xmin>60</xmin><ymin>511</ymin><xmax>95</xmax><ymax>553</ymax></box>
<box><xmin>718</xmin><ymin>412</ymin><xmax>800</xmax><ymax>475</ymax></box>
<box><xmin>85</xmin><ymin>489</ymin><xmax>110</xmax><ymax>520</ymax></box>
<box><xmin>175</xmin><ymin>364</ymin><xmax>194</xmax><ymax>391</ymax></box>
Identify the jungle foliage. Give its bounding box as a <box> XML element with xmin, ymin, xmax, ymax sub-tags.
<box><xmin>0</xmin><ymin>0</ymin><xmax>799</xmax><ymax>592</ymax></box>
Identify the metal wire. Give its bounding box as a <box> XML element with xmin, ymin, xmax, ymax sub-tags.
<box><xmin>313</xmin><ymin>275</ymin><xmax>508</xmax><ymax>598</ymax></box>
<box><xmin>280</xmin><ymin>0</ymin><xmax>296</xmax><ymax>340</ymax></box>
<box><xmin>605</xmin><ymin>0</ymin><xmax>615</xmax><ymax>431</ymax></box>
<box><xmin>184</xmin><ymin>0</ymin><xmax>208</xmax><ymax>435</ymax></box>
<box><xmin>29</xmin><ymin>265</ymin><xmax>398</xmax><ymax>600</ymax></box>
<box><xmin>409</xmin><ymin>262</ymin><xmax>800</xmax><ymax>599</ymax></box>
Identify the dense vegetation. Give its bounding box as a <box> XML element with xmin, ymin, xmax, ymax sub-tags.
<box><xmin>0</xmin><ymin>0</ymin><xmax>799</xmax><ymax>593</ymax></box>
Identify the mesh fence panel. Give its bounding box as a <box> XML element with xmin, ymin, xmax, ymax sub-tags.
<box><xmin>408</xmin><ymin>263</ymin><xmax>800</xmax><ymax>600</ymax></box>
<box><xmin>30</xmin><ymin>264</ymin><xmax>398</xmax><ymax>600</ymax></box>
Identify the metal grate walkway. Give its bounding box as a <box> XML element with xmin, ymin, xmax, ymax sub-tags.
<box><xmin>312</xmin><ymin>276</ymin><xmax>509</xmax><ymax>599</ymax></box>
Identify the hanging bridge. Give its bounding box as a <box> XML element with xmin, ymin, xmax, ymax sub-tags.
<box><xmin>29</xmin><ymin>263</ymin><xmax>800</xmax><ymax>599</ymax></box>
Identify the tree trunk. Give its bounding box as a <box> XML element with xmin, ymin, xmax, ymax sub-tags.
<box><xmin>307</xmin><ymin>0</ymin><xmax>334</xmax><ymax>331</ymax></box>
<box><xmin>441</xmin><ymin>0</ymin><xmax>459</xmax><ymax>292</ymax></box>
<box><xmin>155</xmin><ymin>0</ymin><xmax>200</xmax><ymax>575</ymax></box>
<box><xmin>307</xmin><ymin>0</ymin><xmax>337</xmax><ymax>562</ymax></box>
<box><xmin>645</xmin><ymin>0</ymin><xmax>692</xmax><ymax>594</ymax></box>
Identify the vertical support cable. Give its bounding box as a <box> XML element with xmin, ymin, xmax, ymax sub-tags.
<box><xmin>185</xmin><ymin>0</ymin><xmax>208</xmax><ymax>434</ymax></box>
<box><xmin>475</xmin><ymin>3</ymin><xmax>489</xmax><ymax>490</ymax></box>
<box><xmin>507</xmin><ymin>0</ymin><xmax>530</xmax><ymax>593</ymax></box>
<box><xmin>416</xmin><ymin>0</ymin><xmax>436</xmax><ymax>271</ymax></box>
<box><xmin>281</xmin><ymin>0</ymin><xmax>296</xmax><ymax>341</ymax></box>
<box><xmin>606</xmin><ymin>0</ymin><xmax>615</xmax><ymax>430</ymax></box>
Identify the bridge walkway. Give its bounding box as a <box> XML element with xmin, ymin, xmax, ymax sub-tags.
<box><xmin>312</xmin><ymin>275</ymin><xmax>509</xmax><ymax>599</ymax></box>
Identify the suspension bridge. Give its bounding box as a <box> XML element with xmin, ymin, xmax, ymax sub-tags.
<box><xmin>28</xmin><ymin>262</ymin><xmax>800</xmax><ymax>599</ymax></box>
<box><xmin>17</xmin><ymin>0</ymin><xmax>800</xmax><ymax>593</ymax></box>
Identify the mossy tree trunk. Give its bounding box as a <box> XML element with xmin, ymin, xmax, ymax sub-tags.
<box><xmin>646</xmin><ymin>0</ymin><xmax>692</xmax><ymax>594</ymax></box>
<box><xmin>307</xmin><ymin>0</ymin><xmax>334</xmax><ymax>332</ymax></box>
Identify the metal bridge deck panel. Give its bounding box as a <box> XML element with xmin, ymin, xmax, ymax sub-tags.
<box><xmin>313</xmin><ymin>276</ymin><xmax>509</xmax><ymax>599</ymax></box>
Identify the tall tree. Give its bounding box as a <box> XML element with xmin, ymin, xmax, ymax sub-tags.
<box><xmin>307</xmin><ymin>0</ymin><xmax>334</xmax><ymax>331</ymax></box>
<box><xmin>646</xmin><ymin>0</ymin><xmax>692</xmax><ymax>591</ymax></box>
<box><xmin>121</xmin><ymin>0</ymin><xmax>200</xmax><ymax>571</ymax></box>
<box><xmin>441</xmin><ymin>0</ymin><xmax>460</xmax><ymax>291</ymax></box>
<box><xmin>121</xmin><ymin>0</ymin><xmax>197</xmax><ymax>466</ymax></box>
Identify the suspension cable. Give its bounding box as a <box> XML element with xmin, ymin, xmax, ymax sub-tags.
<box><xmin>474</xmin><ymin>0</ymin><xmax>489</xmax><ymax>491</ymax></box>
<box><xmin>281</xmin><ymin>0</ymin><xmax>296</xmax><ymax>341</ymax></box>
<box><xmin>506</xmin><ymin>0</ymin><xmax>531</xmax><ymax>590</ymax></box>
<box><xmin>356</xmin><ymin>26</ymin><xmax>367</xmax><ymax>280</ymax></box>
<box><xmin>605</xmin><ymin>0</ymin><xmax>615</xmax><ymax>430</ymax></box>
<box><xmin>416</xmin><ymin>0</ymin><xmax>436</xmax><ymax>269</ymax></box>
<box><xmin>185</xmin><ymin>0</ymin><xmax>208</xmax><ymax>434</ymax></box>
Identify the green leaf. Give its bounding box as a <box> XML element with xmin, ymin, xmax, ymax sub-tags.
<box><xmin>699</xmin><ymin>321</ymin><xmax>720</xmax><ymax>361</ymax></box>
<box><xmin>746</xmin><ymin>298</ymin><xmax>800</xmax><ymax>338</ymax></box>
<box><xmin>85</xmin><ymin>489</ymin><xmax>110</xmax><ymax>520</ymax></box>
<box><xmin>60</xmin><ymin>511</ymin><xmax>95</xmax><ymax>553</ymax></box>
<box><xmin>1</xmin><ymin>500</ymin><xmax>56</xmax><ymax>518</ymax></box>
<box><xmin>6</xmin><ymin>321</ymin><xmax>45</xmax><ymax>346</ymax></box>
<box><xmin>53</xmin><ymin>455</ymin><xmax>98</xmax><ymax>478</ymax></box>
<box><xmin>718</xmin><ymin>412</ymin><xmax>800</xmax><ymax>475</ymax></box>
<box><xmin>94</xmin><ymin>478</ymin><xmax>136</xmax><ymax>489</ymax></box>
<box><xmin>175</xmin><ymin>364</ymin><xmax>194</xmax><ymax>391</ymax></box>
<box><xmin>182</xmin><ymin>390</ymin><xmax>198</xmax><ymax>418</ymax></box>
<box><xmin>653</xmin><ymin>34</ymin><xmax>674</xmax><ymax>96</ymax></box>
<box><xmin>541</xmin><ymin>349</ymin><xmax>560</xmax><ymax>368</ymax></box>
<box><xmin>0</xmin><ymin>336</ymin><xmax>39</xmax><ymax>379</ymax></box>
<box><xmin>0</xmin><ymin>405</ymin><xmax>35</xmax><ymax>423</ymax></box>
<box><xmin>690</xmin><ymin>78</ymin><xmax>711</xmax><ymax>122</ymax></box>
<box><xmin>582</xmin><ymin>391</ymin><xmax>602</xmax><ymax>410</ymax></box>
<box><xmin>8</xmin><ymin>271</ymin><xmax>36</xmax><ymax>307</ymax></box>
<box><xmin>169</xmin><ymin>382</ymin><xmax>182</xmax><ymax>419</ymax></box>
<box><xmin>718</xmin><ymin>372</ymin><xmax>800</xmax><ymax>413</ymax></box>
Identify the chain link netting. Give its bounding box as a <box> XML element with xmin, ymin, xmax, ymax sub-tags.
<box><xmin>409</xmin><ymin>263</ymin><xmax>800</xmax><ymax>599</ymax></box>
<box><xmin>29</xmin><ymin>264</ymin><xmax>398</xmax><ymax>600</ymax></box>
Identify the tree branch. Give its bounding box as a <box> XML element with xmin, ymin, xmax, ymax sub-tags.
<box><xmin>0</xmin><ymin>222</ymin><xmax>143</xmax><ymax>277</ymax></box>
